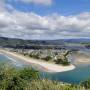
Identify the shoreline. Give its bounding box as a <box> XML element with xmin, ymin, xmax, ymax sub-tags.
<box><xmin>76</xmin><ymin>57</ymin><xmax>90</xmax><ymax>64</ymax></box>
<box><xmin>0</xmin><ymin>49</ymin><xmax>75</xmax><ymax>73</ymax></box>
<box><xmin>72</xmin><ymin>52</ymin><xmax>90</xmax><ymax>64</ymax></box>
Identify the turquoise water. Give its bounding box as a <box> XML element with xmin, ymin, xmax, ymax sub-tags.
<box><xmin>40</xmin><ymin>65</ymin><xmax>90</xmax><ymax>84</ymax></box>
<box><xmin>0</xmin><ymin>53</ymin><xmax>90</xmax><ymax>84</ymax></box>
<box><xmin>0</xmin><ymin>53</ymin><xmax>26</xmax><ymax>67</ymax></box>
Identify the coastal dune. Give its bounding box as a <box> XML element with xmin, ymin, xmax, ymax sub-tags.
<box><xmin>0</xmin><ymin>49</ymin><xmax>75</xmax><ymax>73</ymax></box>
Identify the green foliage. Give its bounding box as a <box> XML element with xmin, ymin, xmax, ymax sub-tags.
<box><xmin>0</xmin><ymin>65</ymin><xmax>39</xmax><ymax>90</ymax></box>
<box><xmin>0</xmin><ymin>64</ymin><xmax>89</xmax><ymax>90</ymax></box>
<box><xmin>19</xmin><ymin>67</ymin><xmax>39</xmax><ymax>80</ymax></box>
<box><xmin>28</xmin><ymin>79</ymin><xmax>83</xmax><ymax>90</ymax></box>
<box><xmin>43</xmin><ymin>55</ymin><xmax>52</xmax><ymax>61</ymax></box>
<box><xmin>34</xmin><ymin>53</ymin><xmax>40</xmax><ymax>59</ymax></box>
<box><xmin>54</xmin><ymin>50</ymin><xmax>71</xmax><ymax>65</ymax></box>
<box><xmin>29</xmin><ymin>53</ymin><xmax>40</xmax><ymax>59</ymax></box>
<box><xmin>80</xmin><ymin>78</ymin><xmax>90</xmax><ymax>89</ymax></box>
<box><xmin>55</xmin><ymin>57</ymin><xmax>70</xmax><ymax>65</ymax></box>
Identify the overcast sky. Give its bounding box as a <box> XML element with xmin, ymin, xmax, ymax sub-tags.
<box><xmin>0</xmin><ymin>0</ymin><xmax>90</xmax><ymax>39</ymax></box>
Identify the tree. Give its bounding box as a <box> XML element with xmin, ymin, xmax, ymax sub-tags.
<box><xmin>55</xmin><ymin>51</ymin><xmax>70</xmax><ymax>65</ymax></box>
<box><xmin>44</xmin><ymin>55</ymin><xmax>52</xmax><ymax>61</ymax></box>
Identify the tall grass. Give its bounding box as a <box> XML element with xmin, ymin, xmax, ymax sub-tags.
<box><xmin>0</xmin><ymin>64</ymin><xmax>87</xmax><ymax>90</ymax></box>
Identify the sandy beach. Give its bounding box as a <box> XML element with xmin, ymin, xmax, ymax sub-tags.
<box><xmin>73</xmin><ymin>51</ymin><xmax>90</xmax><ymax>64</ymax></box>
<box><xmin>0</xmin><ymin>49</ymin><xmax>75</xmax><ymax>73</ymax></box>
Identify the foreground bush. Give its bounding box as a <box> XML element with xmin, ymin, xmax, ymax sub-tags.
<box><xmin>28</xmin><ymin>79</ymin><xmax>84</xmax><ymax>90</ymax></box>
<box><xmin>80</xmin><ymin>78</ymin><xmax>90</xmax><ymax>89</ymax></box>
<box><xmin>0</xmin><ymin>64</ymin><xmax>88</xmax><ymax>90</ymax></box>
<box><xmin>0</xmin><ymin>65</ymin><xmax>39</xmax><ymax>90</ymax></box>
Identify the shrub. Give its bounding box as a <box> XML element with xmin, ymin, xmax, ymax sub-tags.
<box><xmin>0</xmin><ymin>65</ymin><xmax>39</xmax><ymax>90</ymax></box>
<box><xmin>43</xmin><ymin>56</ymin><xmax>52</xmax><ymax>61</ymax></box>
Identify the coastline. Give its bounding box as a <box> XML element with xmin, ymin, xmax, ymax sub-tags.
<box><xmin>73</xmin><ymin>52</ymin><xmax>90</xmax><ymax>64</ymax></box>
<box><xmin>76</xmin><ymin>57</ymin><xmax>90</xmax><ymax>63</ymax></box>
<box><xmin>0</xmin><ymin>49</ymin><xmax>75</xmax><ymax>73</ymax></box>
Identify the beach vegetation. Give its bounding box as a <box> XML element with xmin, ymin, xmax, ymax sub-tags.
<box><xmin>19</xmin><ymin>49</ymin><xmax>71</xmax><ymax>65</ymax></box>
<box><xmin>55</xmin><ymin>57</ymin><xmax>70</xmax><ymax>65</ymax></box>
<box><xmin>43</xmin><ymin>55</ymin><xmax>52</xmax><ymax>61</ymax></box>
<box><xmin>0</xmin><ymin>64</ymin><xmax>89</xmax><ymax>90</ymax></box>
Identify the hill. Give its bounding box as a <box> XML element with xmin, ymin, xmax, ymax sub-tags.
<box><xmin>0</xmin><ymin>37</ymin><xmax>90</xmax><ymax>49</ymax></box>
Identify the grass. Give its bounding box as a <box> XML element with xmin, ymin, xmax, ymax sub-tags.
<box><xmin>0</xmin><ymin>63</ymin><xmax>88</xmax><ymax>90</ymax></box>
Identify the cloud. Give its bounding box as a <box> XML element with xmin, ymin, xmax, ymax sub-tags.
<box><xmin>19</xmin><ymin>0</ymin><xmax>53</xmax><ymax>6</ymax></box>
<box><xmin>0</xmin><ymin>10</ymin><xmax>90</xmax><ymax>39</ymax></box>
<box><xmin>0</xmin><ymin>0</ymin><xmax>6</xmax><ymax>12</ymax></box>
<box><xmin>0</xmin><ymin>0</ymin><xmax>90</xmax><ymax>39</ymax></box>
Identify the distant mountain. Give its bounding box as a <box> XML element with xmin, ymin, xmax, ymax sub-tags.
<box><xmin>0</xmin><ymin>37</ymin><xmax>65</xmax><ymax>49</ymax></box>
<box><xmin>0</xmin><ymin>37</ymin><xmax>90</xmax><ymax>49</ymax></box>
<box><xmin>63</xmin><ymin>38</ymin><xmax>90</xmax><ymax>43</ymax></box>
<box><xmin>0</xmin><ymin>37</ymin><xmax>90</xmax><ymax>45</ymax></box>
<box><xmin>0</xmin><ymin>37</ymin><xmax>65</xmax><ymax>46</ymax></box>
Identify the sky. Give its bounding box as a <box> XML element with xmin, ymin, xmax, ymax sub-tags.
<box><xmin>0</xmin><ymin>0</ymin><xmax>90</xmax><ymax>40</ymax></box>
